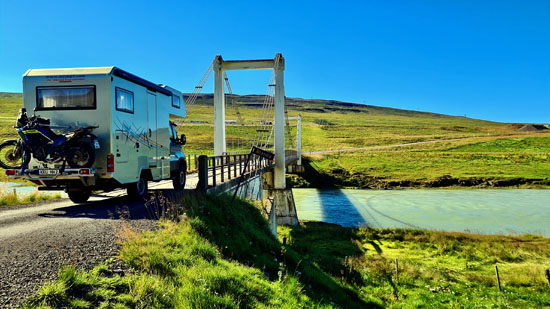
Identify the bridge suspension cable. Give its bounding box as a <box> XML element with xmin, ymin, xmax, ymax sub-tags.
<box><xmin>183</xmin><ymin>56</ymin><xmax>217</xmax><ymax>117</ymax></box>
<box><xmin>252</xmin><ymin>53</ymin><xmax>280</xmax><ymax>148</ymax></box>
<box><xmin>224</xmin><ymin>72</ymin><xmax>250</xmax><ymax>148</ymax></box>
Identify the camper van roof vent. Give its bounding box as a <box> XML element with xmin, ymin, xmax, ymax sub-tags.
<box><xmin>113</xmin><ymin>67</ymin><xmax>172</xmax><ymax>96</ymax></box>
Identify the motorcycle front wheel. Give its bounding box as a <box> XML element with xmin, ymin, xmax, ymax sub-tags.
<box><xmin>0</xmin><ymin>140</ymin><xmax>27</xmax><ymax>169</ymax></box>
<box><xmin>67</xmin><ymin>142</ymin><xmax>95</xmax><ymax>168</ymax></box>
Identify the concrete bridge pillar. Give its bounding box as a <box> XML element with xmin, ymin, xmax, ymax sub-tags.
<box><xmin>213</xmin><ymin>55</ymin><xmax>226</xmax><ymax>156</ymax></box>
<box><xmin>262</xmin><ymin>171</ymin><xmax>298</xmax><ymax>236</ymax></box>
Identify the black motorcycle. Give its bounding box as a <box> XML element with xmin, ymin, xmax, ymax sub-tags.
<box><xmin>0</xmin><ymin>108</ymin><xmax>99</xmax><ymax>170</ymax></box>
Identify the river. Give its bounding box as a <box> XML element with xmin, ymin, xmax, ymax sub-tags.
<box><xmin>292</xmin><ymin>189</ymin><xmax>550</xmax><ymax>236</ymax></box>
<box><xmin>1</xmin><ymin>182</ymin><xmax>67</xmax><ymax>198</ymax></box>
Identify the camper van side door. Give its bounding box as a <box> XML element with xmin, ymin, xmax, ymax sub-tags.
<box><xmin>147</xmin><ymin>92</ymin><xmax>158</xmax><ymax>171</ymax></box>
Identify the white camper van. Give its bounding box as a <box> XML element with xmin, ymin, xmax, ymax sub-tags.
<box><xmin>11</xmin><ymin>67</ymin><xmax>187</xmax><ymax>203</ymax></box>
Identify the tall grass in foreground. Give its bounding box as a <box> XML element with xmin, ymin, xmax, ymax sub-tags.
<box><xmin>24</xmin><ymin>195</ymin><xmax>375</xmax><ymax>308</ymax></box>
<box><xmin>23</xmin><ymin>194</ymin><xmax>550</xmax><ymax>308</ymax></box>
<box><xmin>0</xmin><ymin>186</ymin><xmax>61</xmax><ymax>206</ymax></box>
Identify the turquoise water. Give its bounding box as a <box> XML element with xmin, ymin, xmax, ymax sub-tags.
<box><xmin>292</xmin><ymin>189</ymin><xmax>550</xmax><ymax>236</ymax></box>
<box><xmin>1</xmin><ymin>182</ymin><xmax>67</xmax><ymax>198</ymax></box>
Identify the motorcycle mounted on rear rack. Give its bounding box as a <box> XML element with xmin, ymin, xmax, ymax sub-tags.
<box><xmin>0</xmin><ymin>108</ymin><xmax>100</xmax><ymax>171</ymax></box>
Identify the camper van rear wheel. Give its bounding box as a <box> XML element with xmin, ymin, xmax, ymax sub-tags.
<box><xmin>128</xmin><ymin>173</ymin><xmax>148</xmax><ymax>200</ymax></box>
<box><xmin>172</xmin><ymin>161</ymin><xmax>187</xmax><ymax>190</ymax></box>
<box><xmin>68</xmin><ymin>189</ymin><xmax>91</xmax><ymax>203</ymax></box>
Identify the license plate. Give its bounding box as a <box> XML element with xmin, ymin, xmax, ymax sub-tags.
<box><xmin>39</xmin><ymin>169</ymin><xmax>59</xmax><ymax>176</ymax></box>
<box><xmin>93</xmin><ymin>140</ymin><xmax>100</xmax><ymax>149</ymax></box>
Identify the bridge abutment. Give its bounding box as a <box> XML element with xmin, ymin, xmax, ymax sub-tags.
<box><xmin>262</xmin><ymin>171</ymin><xmax>299</xmax><ymax>232</ymax></box>
<box><xmin>270</xmin><ymin>189</ymin><xmax>298</xmax><ymax>226</ymax></box>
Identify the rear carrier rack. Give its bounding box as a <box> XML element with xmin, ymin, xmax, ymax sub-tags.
<box><xmin>5</xmin><ymin>168</ymin><xmax>97</xmax><ymax>186</ymax></box>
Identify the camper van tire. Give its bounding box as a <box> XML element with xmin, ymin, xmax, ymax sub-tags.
<box><xmin>172</xmin><ymin>160</ymin><xmax>187</xmax><ymax>190</ymax></box>
<box><xmin>67</xmin><ymin>189</ymin><xmax>91</xmax><ymax>203</ymax></box>
<box><xmin>127</xmin><ymin>172</ymin><xmax>149</xmax><ymax>200</ymax></box>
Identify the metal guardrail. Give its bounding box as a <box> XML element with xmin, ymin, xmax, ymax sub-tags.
<box><xmin>197</xmin><ymin>153</ymin><xmax>273</xmax><ymax>192</ymax></box>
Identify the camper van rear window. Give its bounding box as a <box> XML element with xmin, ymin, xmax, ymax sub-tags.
<box><xmin>36</xmin><ymin>86</ymin><xmax>96</xmax><ymax>110</ymax></box>
<box><xmin>172</xmin><ymin>95</ymin><xmax>181</xmax><ymax>109</ymax></box>
<box><xmin>115</xmin><ymin>87</ymin><xmax>134</xmax><ymax>114</ymax></box>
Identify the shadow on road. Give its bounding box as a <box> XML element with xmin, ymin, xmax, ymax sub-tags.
<box><xmin>38</xmin><ymin>189</ymin><xmax>193</xmax><ymax>221</ymax></box>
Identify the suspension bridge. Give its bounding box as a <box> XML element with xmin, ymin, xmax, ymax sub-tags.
<box><xmin>181</xmin><ymin>53</ymin><xmax>303</xmax><ymax>234</ymax></box>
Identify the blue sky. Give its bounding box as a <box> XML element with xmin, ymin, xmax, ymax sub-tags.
<box><xmin>0</xmin><ymin>0</ymin><xmax>548</xmax><ymax>123</ymax></box>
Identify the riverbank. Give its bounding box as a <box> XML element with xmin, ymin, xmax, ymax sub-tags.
<box><xmin>290</xmin><ymin>155</ymin><xmax>550</xmax><ymax>189</ymax></box>
<box><xmin>24</xmin><ymin>194</ymin><xmax>550</xmax><ymax>308</ymax></box>
<box><xmin>0</xmin><ymin>185</ymin><xmax>62</xmax><ymax>206</ymax></box>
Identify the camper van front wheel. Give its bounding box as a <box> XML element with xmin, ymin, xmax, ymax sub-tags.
<box><xmin>128</xmin><ymin>173</ymin><xmax>148</xmax><ymax>200</ymax></box>
<box><xmin>172</xmin><ymin>161</ymin><xmax>187</xmax><ymax>190</ymax></box>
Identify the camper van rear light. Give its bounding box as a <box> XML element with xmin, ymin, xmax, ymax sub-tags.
<box><xmin>79</xmin><ymin>168</ymin><xmax>90</xmax><ymax>175</ymax></box>
<box><xmin>107</xmin><ymin>153</ymin><xmax>114</xmax><ymax>172</ymax></box>
<box><xmin>5</xmin><ymin>169</ymin><xmax>16</xmax><ymax>176</ymax></box>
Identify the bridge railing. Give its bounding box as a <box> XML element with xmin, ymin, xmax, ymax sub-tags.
<box><xmin>183</xmin><ymin>153</ymin><xmax>199</xmax><ymax>172</ymax></box>
<box><xmin>197</xmin><ymin>153</ymin><xmax>273</xmax><ymax>192</ymax></box>
<box><xmin>285</xmin><ymin>150</ymin><xmax>299</xmax><ymax>163</ymax></box>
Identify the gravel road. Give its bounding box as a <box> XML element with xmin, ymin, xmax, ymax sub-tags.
<box><xmin>0</xmin><ymin>176</ymin><xmax>198</xmax><ymax>308</ymax></box>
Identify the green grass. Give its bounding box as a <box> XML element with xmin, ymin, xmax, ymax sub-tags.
<box><xmin>449</xmin><ymin>136</ymin><xmax>550</xmax><ymax>153</ymax></box>
<box><xmin>0</xmin><ymin>92</ymin><xmax>21</xmax><ymax>139</ymax></box>
<box><xmin>301</xmin><ymin>135</ymin><xmax>550</xmax><ymax>188</ymax></box>
<box><xmin>279</xmin><ymin>222</ymin><xmax>550</xmax><ymax>308</ymax></box>
<box><xmin>24</xmin><ymin>195</ymin><xmax>376</xmax><ymax>308</ymax></box>
<box><xmin>25</xmin><ymin>195</ymin><xmax>550</xmax><ymax>308</ymax></box>
<box><xmin>0</xmin><ymin>187</ymin><xmax>61</xmax><ymax>206</ymax></box>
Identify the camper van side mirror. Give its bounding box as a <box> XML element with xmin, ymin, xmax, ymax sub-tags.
<box><xmin>180</xmin><ymin>134</ymin><xmax>186</xmax><ymax>145</ymax></box>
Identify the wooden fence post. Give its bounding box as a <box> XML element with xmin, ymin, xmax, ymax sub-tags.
<box><xmin>395</xmin><ymin>259</ymin><xmax>399</xmax><ymax>285</ymax></box>
<box><xmin>495</xmin><ymin>265</ymin><xmax>501</xmax><ymax>291</ymax></box>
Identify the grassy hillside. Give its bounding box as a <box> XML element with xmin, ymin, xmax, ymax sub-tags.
<box><xmin>182</xmin><ymin>94</ymin><xmax>514</xmax><ymax>154</ymax></box>
<box><xmin>2</xmin><ymin>92</ymin><xmax>549</xmax><ymax>187</ymax></box>
<box><xmin>25</xmin><ymin>195</ymin><xmax>550</xmax><ymax>308</ymax></box>
<box><xmin>301</xmin><ymin>136</ymin><xmax>550</xmax><ymax>189</ymax></box>
<box><xmin>184</xmin><ymin>94</ymin><xmax>550</xmax><ymax>187</ymax></box>
<box><xmin>0</xmin><ymin>91</ymin><xmax>522</xmax><ymax>152</ymax></box>
<box><xmin>0</xmin><ymin>92</ymin><xmax>21</xmax><ymax>140</ymax></box>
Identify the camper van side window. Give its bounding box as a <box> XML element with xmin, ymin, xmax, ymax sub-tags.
<box><xmin>115</xmin><ymin>87</ymin><xmax>134</xmax><ymax>114</ymax></box>
<box><xmin>172</xmin><ymin>95</ymin><xmax>181</xmax><ymax>108</ymax></box>
<box><xmin>36</xmin><ymin>86</ymin><xmax>96</xmax><ymax>110</ymax></box>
